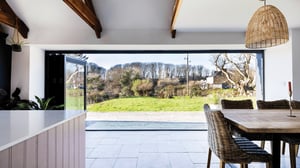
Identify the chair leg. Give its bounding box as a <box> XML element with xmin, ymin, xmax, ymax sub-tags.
<box><xmin>296</xmin><ymin>144</ymin><xmax>299</xmax><ymax>156</ymax></box>
<box><xmin>220</xmin><ymin>160</ymin><xmax>225</xmax><ymax>168</ymax></box>
<box><xmin>239</xmin><ymin>163</ymin><xmax>248</xmax><ymax>168</ymax></box>
<box><xmin>289</xmin><ymin>143</ymin><xmax>296</xmax><ymax>168</ymax></box>
<box><xmin>261</xmin><ymin>140</ymin><xmax>265</xmax><ymax>149</ymax></box>
<box><xmin>270</xmin><ymin>141</ymin><xmax>273</xmax><ymax>154</ymax></box>
<box><xmin>207</xmin><ymin>148</ymin><xmax>212</xmax><ymax>168</ymax></box>
<box><xmin>266</xmin><ymin>162</ymin><xmax>272</xmax><ymax>168</ymax></box>
<box><xmin>282</xmin><ymin>141</ymin><xmax>286</xmax><ymax>155</ymax></box>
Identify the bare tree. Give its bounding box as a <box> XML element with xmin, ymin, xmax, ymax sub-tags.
<box><xmin>175</xmin><ymin>64</ymin><xmax>186</xmax><ymax>79</ymax></box>
<box><xmin>157</xmin><ymin>63</ymin><xmax>164</xmax><ymax>79</ymax></box>
<box><xmin>164</xmin><ymin>64</ymin><xmax>175</xmax><ymax>79</ymax></box>
<box><xmin>150</xmin><ymin>63</ymin><xmax>157</xmax><ymax>79</ymax></box>
<box><xmin>213</xmin><ymin>53</ymin><xmax>256</xmax><ymax>95</ymax></box>
<box><xmin>195</xmin><ymin>65</ymin><xmax>205</xmax><ymax>78</ymax></box>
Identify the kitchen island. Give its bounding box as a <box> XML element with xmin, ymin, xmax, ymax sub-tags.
<box><xmin>0</xmin><ymin>110</ymin><xmax>86</xmax><ymax>168</ymax></box>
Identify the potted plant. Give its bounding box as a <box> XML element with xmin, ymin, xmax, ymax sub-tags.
<box><xmin>9</xmin><ymin>28</ymin><xmax>25</xmax><ymax>52</ymax></box>
<box><xmin>11</xmin><ymin>43</ymin><xmax>22</xmax><ymax>52</ymax></box>
<box><xmin>4</xmin><ymin>88</ymin><xmax>64</xmax><ymax>110</ymax></box>
<box><xmin>16</xmin><ymin>96</ymin><xmax>64</xmax><ymax>110</ymax></box>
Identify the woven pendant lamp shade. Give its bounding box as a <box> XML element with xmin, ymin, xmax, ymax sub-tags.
<box><xmin>245</xmin><ymin>5</ymin><xmax>289</xmax><ymax>49</ymax></box>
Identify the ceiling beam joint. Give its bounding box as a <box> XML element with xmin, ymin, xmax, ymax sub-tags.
<box><xmin>170</xmin><ymin>0</ymin><xmax>182</xmax><ymax>39</ymax></box>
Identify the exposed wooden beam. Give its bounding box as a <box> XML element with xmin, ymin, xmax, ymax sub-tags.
<box><xmin>63</xmin><ymin>0</ymin><xmax>102</xmax><ymax>38</ymax></box>
<box><xmin>0</xmin><ymin>1</ymin><xmax>29</xmax><ymax>38</ymax></box>
<box><xmin>171</xmin><ymin>29</ymin><xmax>176</xmax><ymax>39</ymax></box>
<box><xmin>170</xmin><ymin>0</ymin><xmax>182</xmax><ymax>38</ymax></box>
<box><xmin>85</xmin><ymin>0</ymin><xmax>96</xmax><ymax>14</ymax></box>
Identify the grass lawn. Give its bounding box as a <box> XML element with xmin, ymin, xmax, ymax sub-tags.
<box><xmin>66</xmin><ymin>89</ymin><xmax>84</xmax><ymax>110</ymax></box>
<box><xmin>87</xmin><ymin>96</ymin><xmax>256</xmax><ymax>112</ymax></box>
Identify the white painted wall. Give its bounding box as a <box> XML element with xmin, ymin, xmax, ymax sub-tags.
<box><xmin>11</xmin><ymin>46</ymin><xmax>30</xmax><ymax>100</ymax></box>
<box><xmin>28</xmin><ymin>46</ymin><xmax>45</xmax><ymax>101</ymax></box>
<box><xmin>11</xmin><ymin>46</ymin><xmax>45</xmax><ymax>100</ymax></box>
<box><xmin>291</xmin><ymin>28</ymin><xmax>300</xmax><ymax>101</ymax></box>
<box><xmin>264</xmin><ymin>41</ymin><xmax>292</xmax><ymax>100</ymax></box>
<box><xmin>263</xmin><ymin>29</ymin><xmax>300</xmax><ymax>101</ymax></box>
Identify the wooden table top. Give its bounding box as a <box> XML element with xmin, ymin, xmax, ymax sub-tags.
<box><xmin>221</xmin><ymin>109</ymin><xmax>300</xmax><ymax>134</ymax></box>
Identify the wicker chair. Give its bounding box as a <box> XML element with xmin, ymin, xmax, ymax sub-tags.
<box><xmin>220</xmin><ymin>99</ymin><xmax>255</xmax><ymax>145</ymax></box>
<box><xmin>204</xmin><ymin>104</ymin><xmax>272</xmax><ymax>168</ymax></box>
<box><xmin>281</xmin><ymin>135</ymin><xmax>300</xmax><ymax>168</ymax></box>
<box><xmin>221</xmin><ymin>99</ymin><xmax>254</xmax><ymax>136</ymax></box>
<box><xmin>291</xmin><ymin>100</ymin><xmax>300</xmax><ymax>109</ymax></box>
<box><xmin>256</xmin><ymin>99</ymin><xmax>290</xmax><ymax>109</ymax></box>
<box><xmin>221</xmin><ymin>99</ymin><xmax>254</xmax><ymax>109</ymax></box>
<box><xmin>208</xmin><ymin>100</ymin><xmax>255</xmax><ymax>166</ymax></box>
<box><xmin>280</xmin><ymin>100</ymin><xmax>300</xmax><ymax>168</ymax></box>
<box><xmin>256</xmin><ymin>99</ymin><xmax>290</xmax><ymax>149</ymax></box>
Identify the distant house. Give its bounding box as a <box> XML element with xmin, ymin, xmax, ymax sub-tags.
<box><xmin>206</xmin><ymin>71</ymin><xmax>231</xmax><ymax>89</ymax></box>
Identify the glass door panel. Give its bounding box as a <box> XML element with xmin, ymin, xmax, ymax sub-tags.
<box><xmin>65</xmin><ymin>59</ymin><xmax>86</xmax><ymax>110</ymax></box>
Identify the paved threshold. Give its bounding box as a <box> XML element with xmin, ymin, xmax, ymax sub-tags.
<box><xmin>86</xmin><ymin>111</ymin><xmax>206</xmax><ymax>122</ymax></box>
<box><xmin>85</xmin><ymin>112</ymin><xmax>207</xmax><ymax>131</ymax></box>
<box><xmin>85</xmin><ymin>120</ymin><xmax>207</xmax><ymax>131</ymax></box>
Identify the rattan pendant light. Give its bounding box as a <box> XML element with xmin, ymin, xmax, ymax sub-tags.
<box><xmin>245</xmin><ymin>0</ymin><xmax>289</xmax><ymax>49</ymax></box>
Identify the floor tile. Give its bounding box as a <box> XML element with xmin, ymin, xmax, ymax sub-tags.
<box><xmin>86</xmin><ymin>130</ymin><xmax>300</xmax><ymax>168</ymax></box>
<box><xmin>139</xmin><ymin>143</ymin><xmax>159</xmax><ymax>153</ymax></box>
<box><xmin>168</xmin><ymin>153</ymin><xmax>193</xmax><ymax>168</ymax></box>
<box><xmin>119</xmin><ymin>144</ymin><xmax>140</xmax><ymax>157</ymax></box>
<box><xmin>88</xmin><ymin>144</ymin><xmax>122</xmax><ymax>158</ymax></box>
<box><xmin>85</xmin><ymin>159</ymin><xmax>95</xmax><ymax>168</ymax></box>
<box><xmin>90</xmin><ymin>158</ymin><xmax>115</xmax><ymax>168</ymax></box>
<box><xmin>99</xmin><ymin>138</ymin><xmax>118</xmax><ymax>144</ymax></box>
<box><xmin>158</xmin><ymin>142</ymin><xmax>186</xmax><ymax>153</ymax></box>
<box><xmin>114</xmin><ymin>158</ymin><xmax>138</xmax><ymax>168</ymax></box>
<box><xmin>137</xmin><ymin>153</ymin><xmax>171</xmax><ymax>168</ymax></box>
<box><xmin>182</xmin><ymin>142</ymin><xmax>203</xmax><ymax>152</ymax></box>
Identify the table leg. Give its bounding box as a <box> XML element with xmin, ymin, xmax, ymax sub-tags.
<box><xmin>272</xmin><ymin>135</ymin><xmax>281</xmax><ymax>168</ymax></box>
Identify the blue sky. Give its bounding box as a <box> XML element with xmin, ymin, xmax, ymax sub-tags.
<box><xmin>86</xmin><ymin>53</ymin><xmax>217</xmax><ymax>70</ymax></box>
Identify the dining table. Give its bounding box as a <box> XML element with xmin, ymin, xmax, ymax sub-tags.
<box><xmin>221</xmin><ymin>109</ymin><xmax>300</xmax><ymax>168</ymax></box>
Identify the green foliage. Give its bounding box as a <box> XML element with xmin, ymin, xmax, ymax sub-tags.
<box><xmin>87</xmin><ymin>96</ymin><xmax>240</xmax><ymax>112</ymax></box>
<box><xmin>88</xmin><ymin>87</ymin><xmax>255</xmax><ymax>112</ymax></box>
<box><xmin>190</xmin><ymin>84</ymin><xmax>210</xmax><ymax>97</ymax></box>
<box><xmin>131</xmin><ymin>79</ymin><xmax>142</xmax><ymax>96</ymax></box>
<box><xmin>131</xmin><ymin>79</ymin><xmax>153</xmax><ymax>96</ymax></box>
<box><xmin>120</xmin><ymin>70</ymin><xmax>140</xmax><ymax>96</ymax></box>
<box><xmin>17</xmin><ymin>96</ymin><xmax>64</xmax><ymax>110</ymax></box>
<box><xmin>35</xmin><ymin>96</ymin><xmax>53</xmax><ymax>109</ymax></box>
<box><xmin>66</xmin><ymin>89</ymin><xmax>84</xmax><ymax>110</ymax></box>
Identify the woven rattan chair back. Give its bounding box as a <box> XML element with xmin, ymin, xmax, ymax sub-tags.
<box><xmin>256</xmin><ymin>99</ymin><xmax>289</xmax><ymax>109</ymax></box>
<box><xmin>291</xmin><ymin>100</ymin><xmax>300</xmax><ymax>109</ymax></box>
<box><xmin>204</xmin><ymin>104</ymin><xmax>272</xmax><ymax>168</ymax></box>
<box><xmin>204</xmin><ymin>104</ymin><xmax>252</xmax><ymax>163</ymax></box>
<box><xmin>221</xmin><ymin>99</ymin><xmax>253</xmax><ymax>109</ymax></box>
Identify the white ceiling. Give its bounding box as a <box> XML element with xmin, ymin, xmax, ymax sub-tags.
<box><xmin>2</xmin><ymin>0</ymin><xmax>300</xmax><ymax>48</ymax></box>
<box><xmin>176</xmin><ymin>0</ymin><xmax>300</xmax><ymax>32</ymax></box>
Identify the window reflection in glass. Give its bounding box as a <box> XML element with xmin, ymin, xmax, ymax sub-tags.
<box><xmin>65</xmin><ymin>61</ymin><xmax>85</xmax><ymax>110</ymax></box>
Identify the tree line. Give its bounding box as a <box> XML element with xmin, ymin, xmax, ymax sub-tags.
<box><xmin>84</xmin><ymin>53</ymin><xmax>257</xmax><ymax>104</ymax></box>
<box><xmin>88</xmin><ymin>62</ymin><xmax>212</xmax><ymax>81</ymax></box>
